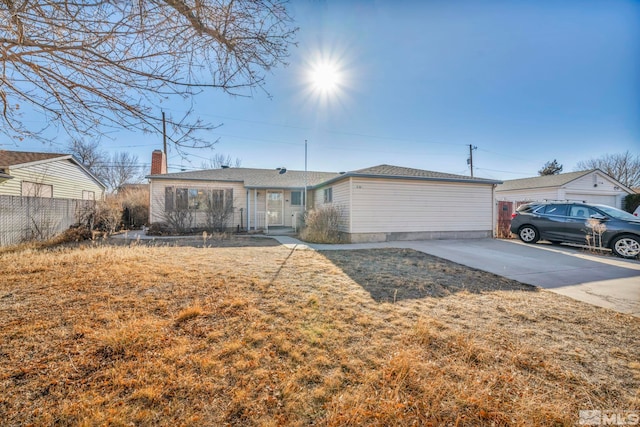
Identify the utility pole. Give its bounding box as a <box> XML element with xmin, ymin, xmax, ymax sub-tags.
<box><xmin>468</xmin><ymin>144</ymin><xmax>477</xmax><ymax>178</ymax></box>
<box><xmin>162</xmin><ymin>111</ymin><xmax>168</xmax><ymax>172</ymax></box>
<box><xmin>304</xmin><ymin>140</ymin><xmax>308</xmax><ymax>212</ymax></box>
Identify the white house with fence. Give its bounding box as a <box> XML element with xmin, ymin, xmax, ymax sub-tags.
<box><xmin>0</xmin><ymin>150</ymin><xmax>106</xmax><ymax>246</ymax></box>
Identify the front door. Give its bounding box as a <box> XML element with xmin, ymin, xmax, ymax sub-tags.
<box><xmin>266</xmin><ymin>191</ymin><xmax>284</xmax><ymax>226</ymax></box>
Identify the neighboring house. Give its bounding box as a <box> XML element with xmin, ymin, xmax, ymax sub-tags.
<box><xmin>0</xmin><ymin>150</ymin><xmax>106</xmax><ymax>200</ymax></box>
<box><xmin>495</xmin><ymin>169</ymin><xmax>634</xmax><ymax>210</ymax></box>
<box><xmin>148</xmin><ymin>163</ymin><xmax>501</xmax><ymax>243</ymax></box>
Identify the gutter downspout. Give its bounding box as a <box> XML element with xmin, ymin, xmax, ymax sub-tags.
<box><xmin>254</xmin><ymin>189</ymin><xmax>258</xmax><ymax>230</ymax></box>
<box><xmin>492</xmin><ymin>184</ymin><xmax>497</xmax><ymax>238</ymax></box>
<box><xmin>246</xmin><ymin>189</ymin><xmax>251</xmax><ymax>231</ymax></box>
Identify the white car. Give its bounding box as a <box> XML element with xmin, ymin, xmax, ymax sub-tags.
<box><xmin>634</xmin><ymin>205</ymin><xmax>640</xmax><ymax>217</ymax></box>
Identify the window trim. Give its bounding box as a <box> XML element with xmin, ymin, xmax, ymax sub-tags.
<box><xmin>290</xmin><ymin>190</ymin><xmax>305</xmax><ymax>206</ymax></box>
<box><xmin>323</xmin><ymin>187</ymin><xmax>333</xmax><ymax>203</ymax></box>
<box><xmin>22</xmin><ymin>181</ymin><xmax>53</xmax><ymax>198</ymax></box>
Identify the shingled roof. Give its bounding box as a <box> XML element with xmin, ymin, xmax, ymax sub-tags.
<box><xmin>0</xmin><ymin>150</ymin><xmax>67</xmax><ymax>167</ymax></box>
<box><xmin>496</xmin><ymin>170</ymin><xmax>594</xmax><ymax>192</ymax></box>
<box><xmin>149</xmin><ymin>164</ymin><xmax>502</xmax><ymax>188</ymax></box>
<box><xmin>0</xmin><ymin>150</ymin><xmax>106</xmax><ymax>189</ymax></box>
<box><xmin>148</xmin><ymin>167</ymin><xmax>343</xmax><ymax>189</ymax></box>
<box><xmin>346</xmin><ymin>164</ymin><xmax>501</xmax><ymax>184</ymax></box>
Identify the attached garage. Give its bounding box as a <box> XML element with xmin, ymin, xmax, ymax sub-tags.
<box><xmin>312</xmin><ymin>165</ymin><xmax>501</xmax><ymax>243</ymax></box>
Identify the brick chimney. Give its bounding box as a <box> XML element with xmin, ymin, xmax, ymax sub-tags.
<box><xmin>151</xmin><ymin>150</ymin><xmax>167</xmax><ymax>175</ymax></box>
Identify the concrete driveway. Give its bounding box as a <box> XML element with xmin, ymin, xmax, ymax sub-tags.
<box><xmin>276</xmin><ymin>237</ymin><xmax>640</xmax><ymax>317</ymax></box>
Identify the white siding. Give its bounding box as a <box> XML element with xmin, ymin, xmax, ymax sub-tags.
<box><xmin>313</xmin><ymin>179</ymin><xmax>351</xmax><ymax>232</ymax></box>
<box><xmin>495</xmin><ymin>188</ymin><xmax>560</xmax><ymax>204</ymax></box>
<box><xmin>283</xmin><ymin>190</ymin><xmax>305</xmax><ymax>228</ymax></box>
<box><xmin>0</xmin><ymin>159</ymin><xmax>105</xmax><ymax>200</ymax></box>
<box><xmin>350</xmin><ymin>178</ymin><xmax>493</xmax><ymax>233</ymax></box>
<box><xmin>495</xmin><ymin>171</ymin><xmax>631</xmax><ymax>209</ymax></box>
<box><xmin>562</xmin><ymin>172</ymin><xmax>629</xmax><ymax>208</ymax></box>
<box><xmin>149</xmin><ymin>179</ymin><xmax>246</xmax><ymax>227</ymax></box>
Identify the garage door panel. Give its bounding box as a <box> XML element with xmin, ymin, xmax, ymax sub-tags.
<box><xmin>565</xmin><ymin>193</ymin><xmax>616</xmax><ymax>208</ymax></box>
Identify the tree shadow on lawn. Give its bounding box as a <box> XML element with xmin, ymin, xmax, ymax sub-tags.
<box><xmin>320</xmin><ymin>248</ymin><xmax>537</xmax><ymax>303</ymax></box>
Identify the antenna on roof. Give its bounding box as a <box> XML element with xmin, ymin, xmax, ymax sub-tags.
<box><xmin>277</xmin><ymin>167</ymin><xmax>287</xmax><ymax>174</ymax></box>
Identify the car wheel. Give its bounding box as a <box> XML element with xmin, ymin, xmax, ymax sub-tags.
<box><xmin>611</xmin><ymin>235</ymin><xmax>640</xmax><ymax>259</ymax></box>
<box><xmin>518</xmin><ymin>225</ymin><xmax>539</xmax><ymax>244</ymax></box>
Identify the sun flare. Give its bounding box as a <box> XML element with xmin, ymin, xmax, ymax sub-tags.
<box><xmin>309</xmin><ymin>62</ymin><xmax>341</xmax><ymax>93</ymax></box>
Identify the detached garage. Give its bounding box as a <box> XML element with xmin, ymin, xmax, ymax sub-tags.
<box><xmin>312</xmin><ymin>165</ymin><xmax>501</xmax><ymax>243</ymax></box>
<box><xmin>495</xmin><ymin>169</ymin><xmax>633</xmax><ymax>210</ymax></box>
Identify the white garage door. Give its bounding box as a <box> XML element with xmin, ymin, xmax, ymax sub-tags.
<box><xmin>566</xmin><ymin>193</ymin><xmax>617</xmax><ymax>208</ymax></box>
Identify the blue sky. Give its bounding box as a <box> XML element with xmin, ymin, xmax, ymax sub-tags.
<box><xmin>8</xmin><ymin>0</ymin><xmax>640</xmax><ymax>180</ymax></box>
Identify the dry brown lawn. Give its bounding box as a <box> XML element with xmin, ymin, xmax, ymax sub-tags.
<box><xmin>0</xmin><ymin>237</ymin><xmax>638</xmax><ymax>426</ymax></box>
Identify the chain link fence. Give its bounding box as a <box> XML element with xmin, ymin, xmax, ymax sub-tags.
<box><xmin>0</xmin><ymin>195</ymin><xmax>95</xmax><ymax>246</ymax></box>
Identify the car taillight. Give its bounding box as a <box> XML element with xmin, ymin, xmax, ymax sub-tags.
<box><xmin>511</xmin><ymin>213</ymin><xmax>518</xmax><ymax>219</ymax></box>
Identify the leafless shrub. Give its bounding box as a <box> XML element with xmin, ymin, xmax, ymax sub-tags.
<box><xmin>161</xmin><ymin>207</ymin><xmax>194</xmax><ymax>234</ymax></box>
<box><xmin>204</xmin><ymin>193</ymin><xmax>234</xmax><ymax>232</ymax></box>
<box><xmin>300</xmin><ymin>205</ymin><xmax>344</xmax><ymax>243</ymax></box>
<box><xmin>94</xmin><ymin>197</ymin><xmax>123</xmax><ymax>234</ymax></box>
<box><xmin>585</xmin><ymin>218</ymin><xmax>607</xmax><ymax>253</ymax></box>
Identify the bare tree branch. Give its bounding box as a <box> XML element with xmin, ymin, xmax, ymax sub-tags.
<box><xmin>0</xmin><ymin>1</ymin><xmax>297</xmax><ymax>147</ymax></box>
<box><xmin>575</xmin><ymin>151</ymin><xmax>640</xmax><ymax>189</ymax></box>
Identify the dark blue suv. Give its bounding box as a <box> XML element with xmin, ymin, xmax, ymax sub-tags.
<box><xmin>510</xmin><ymin>202</ymin><xmax>640</xmax><ymax>259</ymax></box>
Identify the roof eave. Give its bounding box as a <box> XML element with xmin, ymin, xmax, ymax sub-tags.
<box><xmin>146</xmin><ymin>174</ymin><xmax>245</xmax><ymax>184</ymax></box>
<box><xmin>314</xmin><ymin>172</ymin><xmax>501</xmax><ymax>187</ymax></box>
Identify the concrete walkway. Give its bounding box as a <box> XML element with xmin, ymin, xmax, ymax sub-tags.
<box><xmin>270</xmin><ymin>235</ymin><xmax>640</xmax><ymax>317</ymax></box>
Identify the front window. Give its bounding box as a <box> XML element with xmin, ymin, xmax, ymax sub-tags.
<box><xmin>176</xmin><ymin>188</ymin><xmax>188</xmax><ymax>210</ymax></box>
<box><xmin>323</xmin><ymin>187</ymin><xmax>333</xmax><ymax>203</ymax></box>
<box><xmin>291</xmin><ymin>191</ymin><xmax>305</xmax><ymax>206</ymax></box>
<box><xmin>22</xmin><ymin>181</ymin><xmax>53</xmax><ymax>198</ymax></box>
<box><xmin>165</xmin><ymin>187</ymin><xmax>233</xmax><ymax>212</ymax></box>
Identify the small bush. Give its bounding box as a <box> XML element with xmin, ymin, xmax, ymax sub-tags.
<box><xmin>624</xmin><ymin>193</ymin><xmax>640</xmax><ymax>213</ymax></box>
<box><xmin>299</xmin><ymin>205</ymin><xmax>344</xmax><ymax>243</ymax></box>
<box><xmin>147</xmin><ymin>222</ymin><xmax>172</xmax><ymax>236</ymax></box>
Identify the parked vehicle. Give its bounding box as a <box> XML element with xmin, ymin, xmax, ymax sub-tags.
<box><xmin>634</xmin><ymin>205</ymin><xmax>640</xmax><ymax>217</ymax></box>
<box><xmin>510</xmin><ymin>201</ymin><xmax>640</xmax><ymax>259</ymax></box>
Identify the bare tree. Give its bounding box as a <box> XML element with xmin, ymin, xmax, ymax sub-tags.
<box><xmin>66</xmin><ymin>139</ymin><xmax>108</xmax><ymax>178</ymax></box>
<box><xmin>1</xmin><ymin>1</ymin><xmax>296</xmax><ymax>147</ymax></box>
<box><xmin>538</xmin><ymin>159</ymin><xmax>563</xmax><ymax>176</ymax></box>
<box><xmin>576</xmin><ymin>151</ymin><xmax>640</xmax><ymax>188</ymax></box>
<box><xmin>204</xmin><ymin>189</ymin><xmax>234</xmax><ymax>231</ymax></box>
<box><xmin>201</xmin><ymin>153</ymin><xmax>242</xmax><ymax>169</ymax></box>
<box><xmin>101</xmin><ymin>152</ymin><xmax>145</xmax><ymax>192</ymax></box>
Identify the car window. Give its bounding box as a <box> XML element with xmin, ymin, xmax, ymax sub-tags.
<box><xmin>568</xmin><ymin>206</ymin><xmax>596</xmax><ymax>218</ymax></box>
<box><xmin>517</xmin><ymin>204</ymin><xmax>542</xmax><ymax>213</ymax></box>
<box><xmin>541</xmin><ymin>204</ymin><xmax>568</xmax><ymax>216</ymax></box>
